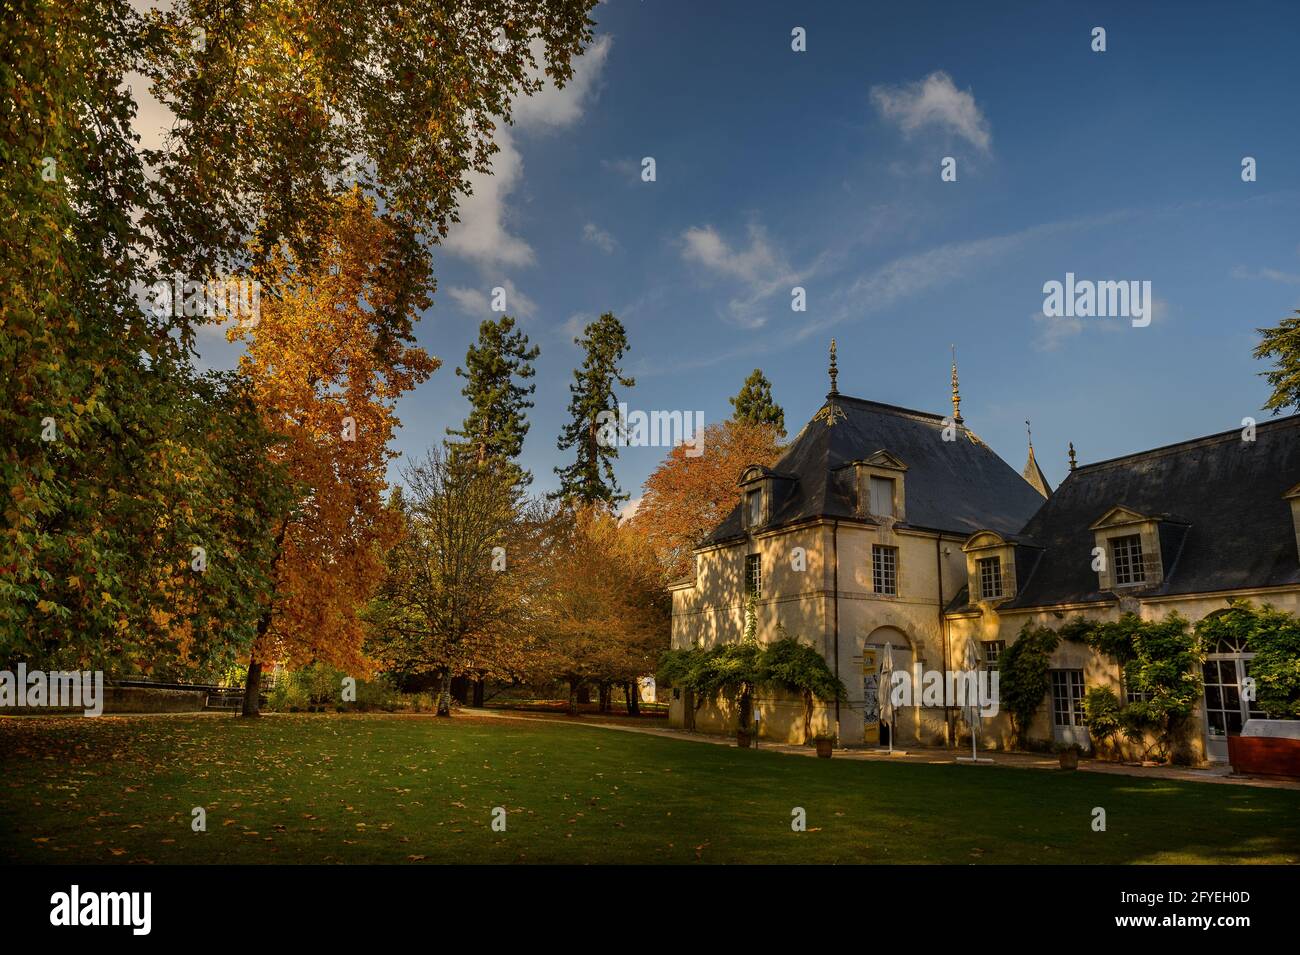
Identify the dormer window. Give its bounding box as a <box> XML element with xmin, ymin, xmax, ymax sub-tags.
<box><xmin>961</xmin><ymin>531</ymin><xmax>1019</xmax><ymax>605</ymax></box>
<box><xmin>1110</xmin><ymin>534</ymin><xmax>1146</xmax><ymax>586</ymax></box>
<box><xmin>843</xmin><ymin>450</ymin><xmax>907</xmax><ymax>522</ymax></box>
<box><xmin>869</xmin><ymin>476</ymin><xmax>896</xmax><ymax>518</ymax></box>
<box><xmin>976</xmin><ymin>556</ymin><xmax>1003</xmax><ymax>600</ymax></box>
<box><xmin>739</xmin><ymin>464</ymin><xmax>794</xmax><ymax>531</ymax></box>
<box><xmin>1089</xmin><ymin>506</ymin><xmax>1166</xmax><ymax>591</ymax></box>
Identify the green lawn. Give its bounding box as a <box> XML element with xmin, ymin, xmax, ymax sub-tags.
<box><xmin>2</xmin><ymin>713</ymin><xmax>1297</xmax><ymax>864</ymax></box>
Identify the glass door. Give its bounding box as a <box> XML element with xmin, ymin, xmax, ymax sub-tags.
<box><xmin>1050</xmin><ymin>669</ymin><xmax>1090</xmax><ymax>750</ymax></box>
<box><xmin>1202</xmin><ymin>654</ymin><xmax>1265</xmax><ymax>762</ymax></box>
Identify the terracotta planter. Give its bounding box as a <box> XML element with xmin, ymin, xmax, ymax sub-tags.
<box><xmin>736</xmin><ymin>729</ymin><xmax>752</xmax><ymax>748</ymax></box>
<box><xmin>815</xmin><ymin>738</ymin><xmax>833</xmax><ymax>758</ymax></box>
<box><xmin>1058</xmin><ymin>749</ymin><xmax>1079</xmax><ymax>770</ymax></box>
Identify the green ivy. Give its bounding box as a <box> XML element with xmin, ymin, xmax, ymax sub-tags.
<box><xmin>1197</xmin><ymin>601</ymin><xmax>1300</xmax><ymax>719</ymax></box>
<box><xmin>657</xmin><ymin>631</ymin><xmax>845</xmax><ymax>740</ymax></box>
<box><xmin>997</xmin><ymin>624</ymin><xmax>1060</xmax><ymax>747</ymax></box>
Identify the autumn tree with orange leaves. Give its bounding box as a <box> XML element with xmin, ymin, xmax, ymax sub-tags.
<box><xmin>533</xmin><ymin>504</ymin><xmax>670</xmax><ymax>714</ymax></box>
<box><xmin>631</xmin><ymin>419</ymin><xmax>785</xmax><ymax>579</ymax></box>
<box><xmin>232</xmin><ymin>192</ymin><xmax>437</xmax><ymax>715</ymax></box>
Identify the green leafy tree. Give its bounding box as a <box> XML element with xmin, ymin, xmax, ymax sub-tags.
<box><xmin>447</xmin><ymin>316</ymin><xmax>540</xmax><ymax>485</ymax></box>
<box><xmin>366</xmin><ymin>448</ymin><xmax>531</xmax><ymax>716</ymax></box>
<box><xmin>1077</xmin><ymin>613</ymin><xmax>1202</xmax><ymax>762</ymax></box>
<box><xmin>2</xmin><ymin>0</ymin><xmax>599</xmax><ymax>672</ymax></box>
<box><xmin>1197</xmin><ymin>601</ymin><xmax>1300</xmax><ymax>719</ymax></box>
<box><xmin>761</xmin><ymin>633</ymin><xmax>846</xmax><ymax>743</ymax></box>
<box><xmin>554</xmin><ymin>312</ymin><xmax>634</xmax><ymax>506</ymax></box>
<box><xmin>730</xmin><ymin>369</ymin><xmax>785</xmax><ymax>436</ymax></box>
<box><xmin>1254</xmin><ymin>309</ymin><xmax>1300</xmax><ymax>413</ymax></box>
<box><xmin>998</xmin><ymin>624</ymin><xmax>1060</xmax><ymax>747</ymax></box>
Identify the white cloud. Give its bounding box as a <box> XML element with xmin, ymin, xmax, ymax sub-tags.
<box><xmin>560</xmin><ymin>311</ymin><xmax>593</xmax><ymax>342</ymax></box>
<box><xmin>1032</xmin><ymin>297</ymin><xmax>1167</xmax><ymax>351</ymax></box>
<box><xmin>679</xmin><ymin>223</ymin><xmax>806</xmax><ymax>328</ymax></box>
<box><xmin>618</xmin><ymin>496</ymin><xmax>642</xmax><ymax>522</ymax></box>
<box><xmin>582</xmin><ymin>222</ymin><xmax>618</xmax><ymax>253</ymax></box>
<box><xmin>870</xmin><ymin>70</ymin><xmax>991</xmax><ymax>152</ymax></box>
<box><xmin>1231</xmin><ymin>264</ymin><xmax>1300</xmax><ymax>285</ymax></box>
<box><xmin>442</xmin><ymin>127</ymin><xmax>536</xmax><ymax>269</ymax></box>
<box><xmin>512</xmin><ymin>35</ymin><xmax>612</xmax><ymax>130</ymax></box>
<box><xmin>446</xmin><ymin>35</ymin><xmax>612</xmax><ymax>271</ymax></box>
<box><xmin>445</xmin><ymin>279</ymin><xmax>537</xmax><ymax>319</ymax></box>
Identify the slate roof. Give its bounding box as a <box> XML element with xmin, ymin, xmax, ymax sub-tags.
<box><xmin>700</xmin><ymin>394</ymin><xmax>1048</xmax><ymax>546</ymax></box>
<box><xmin>999</xmin><ymin>414</ymin><xmax>1300</xmax><ymax>609</ymax></box>
<box><xmin>1022</xmin><ymin>444</ymin><xmax>1052</xmax><ymax>498</ymax></box>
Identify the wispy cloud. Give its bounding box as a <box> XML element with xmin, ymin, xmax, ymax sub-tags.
<box><xmin>582</xmin><ymin>222</ymin><xmax>618</xmax><ymax>253</ymax></box>
<box><xmin>679</xmin><ymin>222</ymin><xmax>814</xmax><ymax>328</ymax></box>
<box><xmin>445</xmin><ymin>35</ymin><xmax>613</xmax><ymax>271</ymax></box>
<box><xmin>1231</xmin><ymin>264</ymin><xmax>1300</xmax><ymax>285</ymax></box>
<box><xmin>445</xmin><ymin>279</ymin><xmax>537</xmax><ymax>320</ymax></box>
<box><xmin>871</xmin><ymin>70</ymin><xmax>991</xmax><ymax>153</ymax></box>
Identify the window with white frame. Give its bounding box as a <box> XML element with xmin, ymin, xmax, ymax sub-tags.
<box><xmin>872</xmin><ymin>545</ymin><xmax>897</xmax><ymax>596</ymax></box>
<box><xmin>1110</xmin><ymin>534</ymin><xmax>1146</xmax><ymax>586</ymax></box>
<box><xmin>1051</xmin><ymin>669</ymin><xmax>1086</xmax><ymax>727</ymax></box>
<box><xmin>746</xmin><ymin>489</ymin><xmax>761</xmax><ymax>528</ymax></box>
<box><xmin>976</xmin><ymin>556</ymin><xmax>1003</xmax><ymax>600</ymax></box>
<box><xmin>981</xmin><ymin>640</ymin><xmax>1005</xmax><ymax>671</ymax></box>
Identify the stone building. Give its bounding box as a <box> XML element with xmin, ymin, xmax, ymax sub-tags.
<box><xmin>667</xmin><ymin>342</ymin><xmax>1300</xmax><ymax>763</ymax></box>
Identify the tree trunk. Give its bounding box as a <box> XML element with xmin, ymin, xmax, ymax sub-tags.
<box><xmin>567</xmin><ymin>679</ymin><xmax>579</xmax><ymax>715</ymax></box>
<box><xmin>576</xmin><ymin>683</ymin><xmax>591</xmax><ymax>705</ymax></box>
<box><xmin>739</xmin><ymin>687</ymin><xmax>752</xmax><ymax>731</ymax></box>
<box><xmin>803</xmin><ymin>691</ymin><xmax>813</xmax><ymax>745</ymax></box>
<box><xmin>598</xmin><ymin>683</ymin><xmax>611</xmax><ymax>713</ymax></box>
<box><xmin>471</xmin><ymin>678</ymin><xmax>485</xmax><ymax>708</ymax></box>
<box><xmin>625</xmin><ymin>680</ymin><xmax>640</xmax><ymax>716</ymax></box>
<box><xmin>241</xmin><ymin>658</ymin><xmax>263</xmax><ymax>717</ymax></box>
<box><xmin>684</xmin><ymin>690</ymin><xmax>696</xmax><ymax>730</ymax></box>
<box><xmin>436</xmin><ymin>670</ymin><xmax>453</xmax><ymax>717</ymax></box>
<box><xmin>450</xmin><ymin>675</ymin><xmax>468</xmax><ymax>705</ymax></box>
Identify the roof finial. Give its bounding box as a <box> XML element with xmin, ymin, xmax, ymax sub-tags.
<box><xmin>1068</xmin><ymin>441</ymin><xmax>1077</xmax><ymax>471</ymax></box>
<box><xmin>828</xmin><ymin>338</ymin><xmax>839</xmax><ymax>396</ymax></box>
<box><xmin>950</xmin><ymin>345</ymin><xmax>963</xmax><ymax>424</ymax></box>
<box><xmin>1025</xmin><ymin>419</ymin><xmax>1033</xmax><ymax>449</ymax></box>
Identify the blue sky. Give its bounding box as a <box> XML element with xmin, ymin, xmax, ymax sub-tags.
<box><xmin>204</xmin><ymin>0</ymin><xmax>1300</xmax><ymax>505</ymax></box>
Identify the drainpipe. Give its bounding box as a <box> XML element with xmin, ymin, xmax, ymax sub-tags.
<box><xmin>832</xmin><ymin>520</ymin><xmax>841</xmax><ymax>729</ymax></box>
<box><xmin>937</xmin><ymin>535</ymin><xmax>952</xmax><ymax>747</ymax></box>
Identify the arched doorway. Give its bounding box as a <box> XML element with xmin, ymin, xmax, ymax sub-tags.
<box><xmin>1202</xmin><ymin>632</ymin><xmax>1265</xmax><ymax>762</ymax></box>
<box><xmin>862</xmin><ymin>626</ymin><xmax>913</xmax><ymax>746</ymax></box>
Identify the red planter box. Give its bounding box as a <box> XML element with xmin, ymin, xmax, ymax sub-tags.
<box><xmin>1227</xmin><ymin>735</ymin><xmax>1300</xmax><ymax>777</ymax></box>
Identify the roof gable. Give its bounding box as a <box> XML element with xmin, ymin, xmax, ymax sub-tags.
<box><xmin>700</xmin><ymin>394</ymin><xmax>1047</xmax><ymax>546</ymax></box>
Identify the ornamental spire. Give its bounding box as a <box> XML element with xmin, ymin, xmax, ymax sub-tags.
<box><xmin>828</xmin><ymin>338</ymin><xmax>839</xmax><ymax>396</ymax></box>
<box><xmin>950</xmin><ymin>345</ymin><xmax>963</xmax><ymax>424</ymax></box>
<box><xmin>1068</xmin><ymin>441</ymin><xmax>1077</xmax><ymax>471</ymax></box>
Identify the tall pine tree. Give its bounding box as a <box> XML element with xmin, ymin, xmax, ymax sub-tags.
<box><xmin>447</xmin><ymin>316</ymin><xmax>540</xmax><ymax>484</ymax></box>
<box><xmin>1255</xmin><ymin>309</ymin><xmax>1300</xmax><ymax>413</ymax></box>
<box><xmin>730</xmin><ymin>369</ymin><xmax>786</xmax><ymax>436</ymax></box>
<box><xmin>554</xmin><ymin>312</ymin><xmax>634</xmax><ymax>506</ymax></box>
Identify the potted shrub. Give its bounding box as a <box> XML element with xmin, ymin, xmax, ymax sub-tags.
<box><xmin>1055</xmin><ymin>742</ymin><xmax>1082</xmax><ymax>770</ymax></box>
<box><xmin>814</xmin><ymin>733</ymin><xmax>835</xmax><ymax>758</ymax></box>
